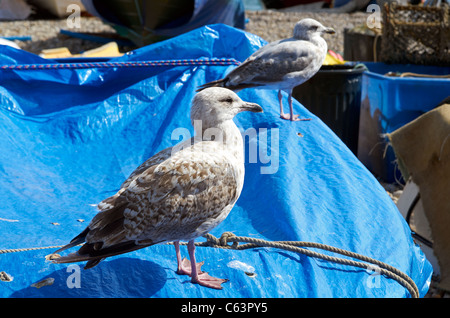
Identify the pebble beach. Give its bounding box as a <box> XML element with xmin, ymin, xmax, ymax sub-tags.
<box><xmin>0</xmin><ymin>10</ymin><xmax>370</xmax><ymax>55</ymax></box>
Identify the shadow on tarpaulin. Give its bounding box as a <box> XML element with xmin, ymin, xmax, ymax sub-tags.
<box><xmin>0</xmin><ymin>24</ymin><xmax>432</xmax><ymax>298</ymax></box>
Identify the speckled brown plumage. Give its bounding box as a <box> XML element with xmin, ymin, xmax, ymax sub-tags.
<box><xmin>52</xmin><ymin>87</ymin><xmax>262</xmax><ymax>289</ymax></box>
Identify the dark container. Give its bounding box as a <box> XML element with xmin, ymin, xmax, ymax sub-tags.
<box><xmin>343</xmin><ymin>28</ymin><xmax>382</xmax><ymax>62</ymax></box>
<box><xmin>293</xmin><ymin>64</ymin><xmax>365</xmax><ymax>154</ymax></box>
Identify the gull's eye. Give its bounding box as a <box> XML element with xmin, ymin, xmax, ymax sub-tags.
<box><xmin>310</xmin><ymin>25</ymin><xmax>318</xmax><ymax>31</ymax></box>
<box><xmin>220</xmin><ymin>97</ymin><xmax>233</xmax><ymax>104</ymax></box>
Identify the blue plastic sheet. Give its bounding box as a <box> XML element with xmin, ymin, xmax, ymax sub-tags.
<box><xmin>0</xmin><ymin>24</ymin><xmax>432</xmax><ymax>298</ymax></box>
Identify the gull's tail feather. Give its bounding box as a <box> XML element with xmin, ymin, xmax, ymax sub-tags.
<box><xmin>197</xmin><ymin>78</ymin><xmax>262</xmax><ymax>92</ymax></box>
<box><xmin>196</xmin><ymin>78</ymin><xmax>228</xmax><ymax>92</ymax></box>
<box><xmin>51</xmin><ymin>202</ymin><xmax>154</xmax><ymax>269</ymax></box>
<box><xmin>52</xmin><ymin>240</ymin><xmax>154</xmax><ymax>269</ymax></box>
<box><xmin>53</xmin><ymin>227</ymin><xmax>89</xmax><ymax>254</ymax></box>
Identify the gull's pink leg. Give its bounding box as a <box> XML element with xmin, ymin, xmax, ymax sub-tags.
<box><xmin>278</xmin><ymin>90</ymin><xmax>285</xmax><ymax>117</ymax></box>
<box><xmin>282</xmin><ymin>90</ymin><xmax>311</xmax><ymax>122</ymax></box>
<box><xmin>280</xmin><ymin>90</ymin><xmax>303</xmax><ymax>121</ymax></box>
<box><xmin>174</xmin><ymin>241</ymin><xmax>203</xmax><ymax>276</ymax></box>
<box><xmin>187</xmin><ymin>240</ymin><xmax>228</xmax><ymax>290</ymax></box>
<box><xmin>288</xmin><ymin>91</ymin><xmax>298</xmax><ymax>121</ymax></box>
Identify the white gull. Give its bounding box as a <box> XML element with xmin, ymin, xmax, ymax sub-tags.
<box><xmin>197</xmin><ymin>18</ymin><xmax>335</xmax><ymax>121</ymax></box>
<box><xmin>52</xmin><ymin>87</ymin><xmax>263</xmax><ymax>290</ymax></box>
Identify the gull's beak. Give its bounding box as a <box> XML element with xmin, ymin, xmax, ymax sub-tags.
<box><xmin>324</xmin><ymin>27</ymin><xmax>336</xmax><ymax>35</ymax></box>
<box><xmin>240</xmin><ymin>102</ymin><xmax>263</xmax><ymax>113</ymax></box>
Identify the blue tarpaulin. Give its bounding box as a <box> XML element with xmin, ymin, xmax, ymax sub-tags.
<box><xmin>0</xmin><ymin>24</ymin><xmax>432</xmax><ymax>298</ymax></box>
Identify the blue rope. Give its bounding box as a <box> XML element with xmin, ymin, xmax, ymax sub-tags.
<box><xmin>0</xmin><ymin>58</ymin><xmax>241</xmax><ymax>71</ymax></box>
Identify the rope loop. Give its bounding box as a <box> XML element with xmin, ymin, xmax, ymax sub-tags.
<box><xmin>203</xmin><ymin>232</ymin><xmax>239</xmax><ymax>249</ymax></box>
<box><xmin>220</xmin><ymin>232</ymin><xmax>238</xmax><ymax>248</ymax></box>
<box><xmin>200</xmin><ymin>233</ymin><xmax>419</xmax><ymax>298</ymax></box>
<box><xmin>0</xmin><ymin>232</ymin><xmax>420</xmax><ymax>298</ymax></box>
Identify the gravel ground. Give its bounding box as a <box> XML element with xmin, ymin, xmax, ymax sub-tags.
<box><xmin>0</xmin><ymin>9</ymin><xmax>444</xmax><ymax>298</ymax></box>
<box><xmin>245</xmin><ymin>10</ymin><xmax>369</xmax><ymax>54</ymax></box>
<box><xmin>0</xmin><ymin>17</ymin><xmax>119</xmax><ymax>55</ymax></box>
<box><xmin>0</xmin><ymin>10</ymin><xmax>369</xmax><ymax>55</ymax></box>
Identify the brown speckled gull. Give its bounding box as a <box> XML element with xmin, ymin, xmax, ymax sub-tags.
<box><xmin>197</xmin><ymin>18</ymin><xmax>335</xmax><ymax>121</ymax></box>
<box><xmin>52</xmin><ymin>87</ymin><xmax>263</xmax><ymax>289</ymax></box>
